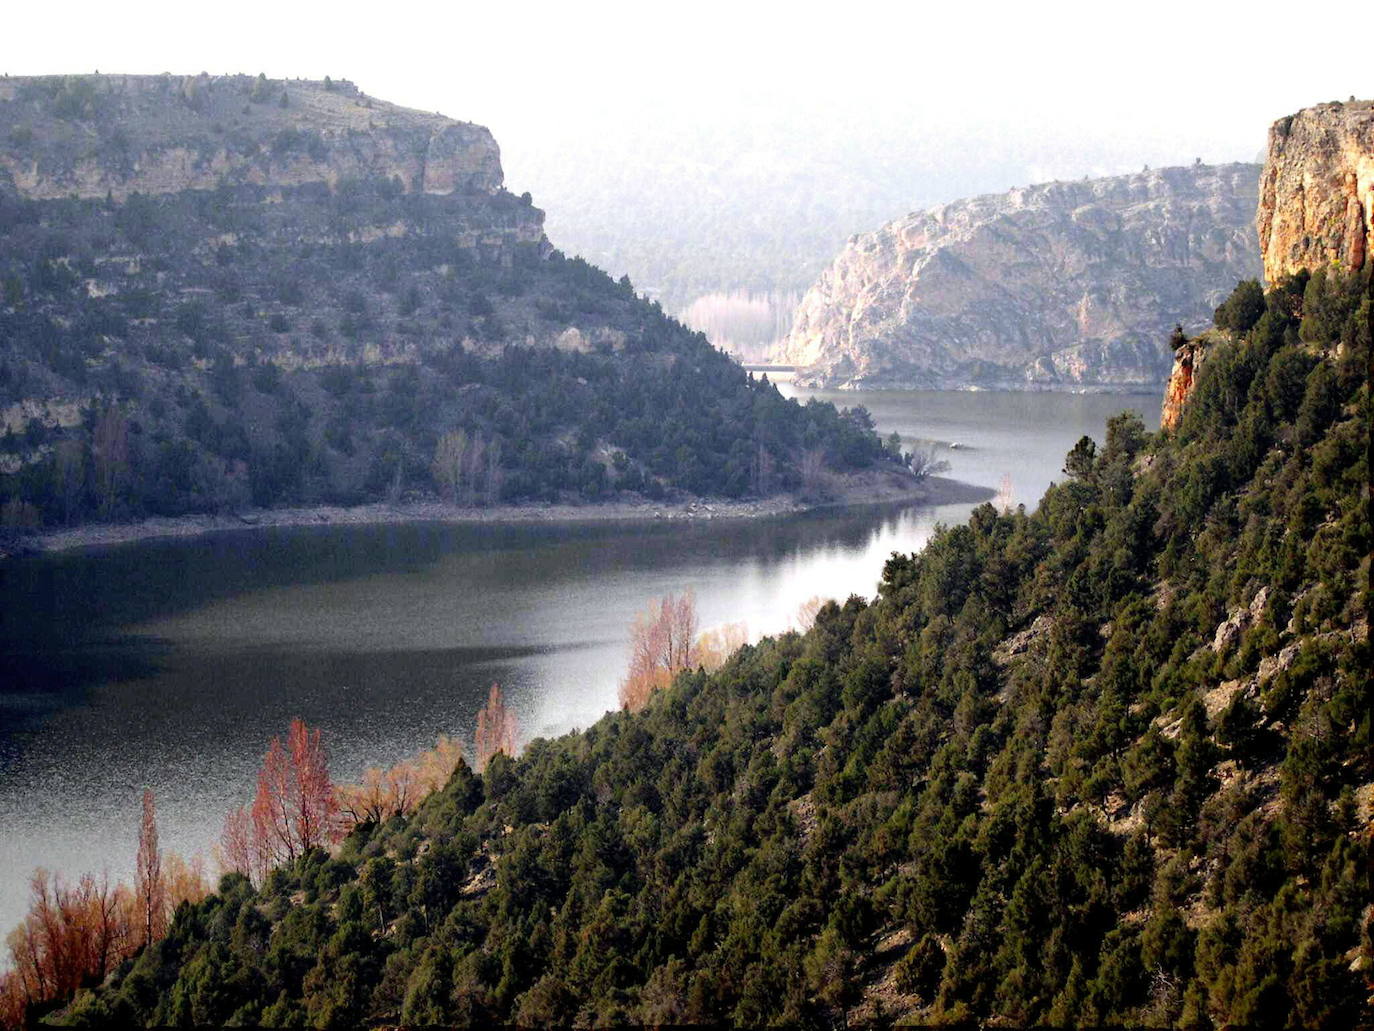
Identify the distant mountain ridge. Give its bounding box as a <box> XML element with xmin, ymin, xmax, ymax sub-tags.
<box><xmin>777</xmin><ymin>163</ymin><xmax>1262</xmax><ymax>390</ymax></box>
<box><xmin>0</xmin><ymin>74</ymin><xmax>501</xmax><ymax>200</ymax></box>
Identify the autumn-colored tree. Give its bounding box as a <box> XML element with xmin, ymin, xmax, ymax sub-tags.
<box><xmin>0</xmin><ymin>788</ymin><xmax>210</xmax><ymax>1031</ymax></box>
<box><xmin>3</xmin><ymin>870</ymin><xmax>133</xmax><ymax>1019</ymax></box>
<box><xmin>134</xmin><ymin>789</ymin><xmax>164</xmax><ymax>946</ymax></box>
<box><xmin>336</xmin><ymin>736</ymin><xmax>465</xmax><ymax>832</ymax></box>
<box><xmin>693</xmin><ymin>622</ymin><xmax>749</xmax><ymax>673</ymax></box>
<box><xmin>250</xmin><ymin>719</ymin><xmax>336</xmax><ymax>868</ymax></box>
<box><xmin>217</xmin><ymin>804</ymin><xmax>260</xmax><ymax>881</ymax></box>
<box><xmin>619</xmin><ymin>591</ymin><xmax>700</xmax><ymax>711</ymax></box>
<box><xmin>160</xmin><ymin>853</ymin><xmax>210</xmax><ymax>915</ymax></box>
<box><xmin>794</xmin><ymin>595</ymin><xmax>825</xmax><ymax>632</ymax></box>
<box><xmin>475</xmin><ymin>684</ymin><xmax>519</xmax><ymax>771</ymax></box>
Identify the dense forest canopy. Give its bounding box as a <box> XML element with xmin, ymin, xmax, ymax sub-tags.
<box><xmin>0</xmin><ymin>180</ymin><xmax>896</xmax><ymax>529</ymax></box>
<box><xmin>13</xmin><ymin>266</ymin><xmax>1366</xmax><ymax>1028</ymax></box>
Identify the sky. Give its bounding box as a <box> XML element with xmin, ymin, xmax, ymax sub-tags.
<box><xmin>6</xmin><ymin>0</ymin><xmax>1367</xmax><ymax>176</ymax></box>
<box><xmin>6</xmin><ymin>0</ymin><xmax>1367</xmax><ymax>302</ymax></box>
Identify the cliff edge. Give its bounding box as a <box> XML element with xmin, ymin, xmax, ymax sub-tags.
<box><xmin>0</xmin><ymin>74</ymin><xmax>502</xmax><ymax>200</ymax></box>
<box><xmin>1257</xmin><ymin>99</ymin><xmax>1374</xmax><ymax>283</ymax></box>
<box><xmin>1162</xmin><ymin>99</ymin><xmax>1372</xmax><ymax>431</ymax></box>
<box><xmin>776</xmin><ymin>163</ymin><xmax>1261</xmax><ymax>391</ymax></box>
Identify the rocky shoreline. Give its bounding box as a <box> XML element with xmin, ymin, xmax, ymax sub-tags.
<box><xmin>8</xmin><ymin>472</ymin><xmax>994</xmax><ymax>557</ymax></box>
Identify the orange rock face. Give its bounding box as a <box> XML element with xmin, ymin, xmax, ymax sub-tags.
<box><xmin>1257</xmin><ymin>100</ymin><xmax>1373</xmax><ymax>283</ymax></box>
<box><xmin>1160</xmin><ymin>339</ymin><xmax>1208</xmax><ymax>431</ymax></box>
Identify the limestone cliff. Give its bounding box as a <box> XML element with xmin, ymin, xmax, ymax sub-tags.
<box><xmin>1162</xmin><ymin>99</ymin><xmax>1372</xmax><ymax>431</ymax></box>
<box><xmin>776</xmin><ymin>164</ymin><xmax>1262</xmax><ymax>390</ymax></box>
<box><xmin>0</xmin><ymin>74</ymin><xmax>502</xmax><ymax>200</ymax></box>
<box><xmin>1257</xmin><ymin>99</ymin><xmax>1373</xmax><ymax>283</ymax></box>
<box><xmin>1159</xmin><ymin>335</ymin><xmax>1212</xmax><ymax>431</ymax></box>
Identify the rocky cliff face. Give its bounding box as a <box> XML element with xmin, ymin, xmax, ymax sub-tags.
<box><xmin>1257</xmin><ymin>99</ymin><xmax>1373</xmax><ymax>283</ymax></box>
<box><xmin>0</xmin><ymin>74</ymin><xmax>502</xmax><ymax>200</ymax></box>
<box><xmin>776</xmin><ymin>164</ymin><xmax>1262</xmax><ymax>390</ymax></box>
<box><xmin>1159</xmin><ymin>335</ymin><xmax>1212</xmax><ymax>431</ymax></box>
<box><xmin>1162</xmin><ymin>99</ymin><xmax>1372</xmax><ymax>431</ymax></box>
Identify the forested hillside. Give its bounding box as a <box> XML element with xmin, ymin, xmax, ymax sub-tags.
<box><xmin>24</xmin><ymin>264</ymin><xmax>1367</xmax><ymax>1028</ymax></box>
<box><xmin>0</xmin><ymin>76</ymin><xmax>898</xmax><ymax>532</ymax></box>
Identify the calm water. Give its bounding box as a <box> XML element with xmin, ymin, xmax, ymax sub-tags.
<box><xmin>0</xmin><ymin>388</ymin><xmax>1159</xmax><ymax>934</ymax></box>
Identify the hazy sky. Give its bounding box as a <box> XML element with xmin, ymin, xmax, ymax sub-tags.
<box><xmin>7</xmin><ymin>0</ymin><xmax>1367</xmax><ymax>178</ymax></box>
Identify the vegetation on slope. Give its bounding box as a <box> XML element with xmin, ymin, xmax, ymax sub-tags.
<box><xmin>0</xmin><ymin>181</ymin><xmax>895</xmax><ymax>530</ymax></box>
<box><xmin>19</xmin><ymin>269</ymin><xmax>1374</xmax><ymax>1027</ymax></box>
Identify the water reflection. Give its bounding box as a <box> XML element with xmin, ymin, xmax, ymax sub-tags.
<box><xmin>0</xmin><ymin>387</ymin><xmax>1160</xmax><ymax>934</ymax></box>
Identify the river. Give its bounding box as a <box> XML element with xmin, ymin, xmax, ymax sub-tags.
<box><xmin>0</xmin><ymin>387</ymin><xmax>1160</xmax><ymax>934</ymax></box>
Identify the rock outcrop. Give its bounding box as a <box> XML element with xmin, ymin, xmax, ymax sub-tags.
<box><xmin>0</xmin><ymin>74</ymin><xmax>502</xmax><ymax>200</ymax></box>
<box><xmin>1163</xmin><ymin>98</ymin><xmax>1372</xmax><ymax>432</ymax></box>
<box><xmin>1257</xmin><ymin>99</ymin><xmax>1373</xmax><ymax>283</ymax></box>
<box><xmin>776</xmin><ymin>164</ymin><xmax>1262</xmax><ymax>390</ymax></box>
<box><xmin>1160</xmin><ymin>334</ymin><xmax>1213</xmax><ymax>431</ymax></box>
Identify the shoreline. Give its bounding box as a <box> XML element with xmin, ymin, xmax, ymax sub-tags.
<box><xmin>12</xmin><ymin>472</ymin><xmax>995</xmax><ymax>557</ymax></box>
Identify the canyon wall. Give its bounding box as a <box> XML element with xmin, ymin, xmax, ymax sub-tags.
<box><xmin>0</xmin><ymin>74</ymin><xmax>502</xmax><ymax>201</ymax></box>
<box><xmin>1257</xmin><ymin>99</ymin><xmax>1374</xmax><ymax>283</ymax></box>
<box><xmin>1163</xmin><ymin>99</ymin><xmax>1372</xmax><ymax>431</ymax></box>
<box><xmin>776</xmin><ymin>164</ymin><xmax>1261</xmax><ymax>391</ymax></box>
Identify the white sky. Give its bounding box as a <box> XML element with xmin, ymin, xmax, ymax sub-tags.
<box><xmin>5</xmin><ymin>0</ymin><xmax>1368</xmax><ymax>193</ymax></box>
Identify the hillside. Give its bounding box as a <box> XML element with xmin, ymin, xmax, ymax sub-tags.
<box><xmin>23</xmin><ymin>222</ymin><xmax>1370</xmax><ymax>1028</ymax></box>
<box><xmin>0</xmin><ymin>75</ymin><xmax>902</xmax><ymax>532</ymax></box>
<box><xmin>777</xmin><ymin>163</ymin><xmax>1262</xmax><ymax>390</ymax></box>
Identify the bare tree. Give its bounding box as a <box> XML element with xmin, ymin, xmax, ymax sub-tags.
<box><xmin>794</xmin><ymin>595</ymin><xmax>826</xmax><ymax>632</ymax></box>
<box><xmin>249</xmin><ymin>719</ymin><xmax>336</xmax><ymax>869</ymax></box>
<box><xmin>907</xmin><ymin>446</ymin><xmax>951</xmax><ymax>482</ymax></box>
<box><xmin>431</xmin><ymin>428</ymin><xmax>469</xmax><ymax>503</ymax></box>
<box><xmin>335</xmin><ymin>736</ymin><xmax>465</xmax><ymax>831</ymax></box>
<box><xmin>620</xmin><ymin>590</ymin><xmax>701</xmax><ymax>711</ymax></box>
<box><xmin>134</xmin><ymin>789</ymin><xmax>164</xmax><ymax>946</ymax></box>
<box><xmin>475</xmin><ymin>684</ymin><xmax>519</xmax><ymax>771</ymax></box>
<box><xmin>92</xmin><ymin>406</ymin><xmax>129</xmax><ymax>517</ymax></box>
<box><xmin>798</xmin><ymin>447</ymin><xmax>829</xmax><ymax>500</ymax></box>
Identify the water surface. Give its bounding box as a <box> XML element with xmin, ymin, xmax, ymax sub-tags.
<box><xmin>0</xmin><ymin>388</ymin><xmax>1159</xmax><ymax>933</ymax></box>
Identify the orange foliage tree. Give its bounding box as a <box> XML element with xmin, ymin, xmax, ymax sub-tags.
<box><xmin>619</xmin><ymin>591</ymin><xmax>752</xmax><ymax>711</ymax></box>
<box><xmin>335</xmin><ymin>735</ymin><xmax>465</xmax><ymax>832</ymax></box>
<box><xmin>475</xmin><ymin>684</ymin><xmax>519</xmax><ymax>771</ymax></box>
<box><xmin>250</xmin><ymin>718</ymin><xmax>336</xmax><ymax>867</ymax></box>
<box><xmin>692</xmin><ymin>622</ymin><xmax>750</xmax><ymax>673</ymax></box>
<box><xmin>3</xmin><ymin>871</ymin><xmax>130</xmax><ymax>1013</ymax></box>
<box><xmin>619</xmin><ymin>590</ymin><xmax>699</xmax><ymax>711</ymax></box>
<box><xmin>218</xmin><ymin>718</ymin><xmax>336</xmax><ymax>880</ymax></box>
<box><xmin>0</xmin><ymin>798</ymin><xmax>211</xmax><ymax>1030</ymax></box>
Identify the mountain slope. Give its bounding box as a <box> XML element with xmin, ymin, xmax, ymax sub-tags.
<box><xmin>0</xmin><ymin>75</ymin><xmax>902</xmax><ymax>531</ymax></box>
<box><xmin>38</xmin><ymin>244</ymin><xmax>1371</xmax><ymax>1031</ymax></box>
<box><xmin>778</xmin><ymin>163</ymin><xmax>1262</xmax><ymax>390</ymax></box>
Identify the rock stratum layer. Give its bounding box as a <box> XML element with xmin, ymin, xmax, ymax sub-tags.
<box><xmin>0</xmin><ymin>74</ymin><xmax>502</xmax><ymax>200</ymax></box>
<box><xmin>1257</xmin><ymin>99</ymin><xmax>1374</xmax><ymax>283</ymax></box>
<box><xmin>777</xmin><ymin>163</ymin><xmax>1262</xmax><ymax>390</ymax></box>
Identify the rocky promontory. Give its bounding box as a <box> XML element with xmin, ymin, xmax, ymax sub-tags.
<box><xmin>1257</xmin><ymin>99</ymin><xmax>1373</xmax><ymax>283</ymax></box>
<box><xmin>1162</xmin><ymin>98</ymin><xmax>1371</xmax><ymax>431</ymax></box>
<box><xmin>776</xmin><ymin>163</ymin><xmax>1262</xmax><ymax>390</ymax></box>
<box><xmin>0</xmin><ymin>74</ymin><xmax>501</xmax><ymax>200</ymax></box>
